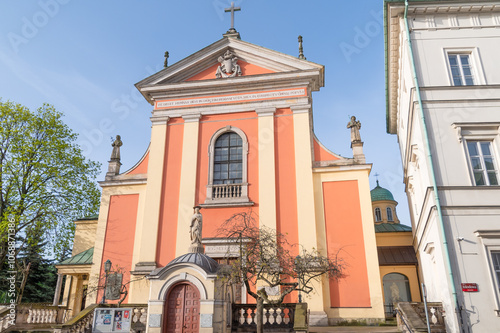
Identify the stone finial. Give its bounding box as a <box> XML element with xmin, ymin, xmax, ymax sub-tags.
<box><xmin>106</xmin><ymin>135</ymin><xmax>122</xmax><ymax>179</ymax></box>
<box><xmin>347</xmin><ymin>116</ymin><xmax>365</xmax><ymax>163</ymax></box>
<box><xmin>298</xmin><ymin>35</ymin><xmax>306</xmax><ymax>60</ymax></box>
<box><xmin>189</xmin><ymin>206</ymin><xmax>204</xmax><ymax>253</ymax></box>
<box><xmin>164</xmin><ymin>51</ymin><xmax>169</xmax><ymax>68</ymax></box>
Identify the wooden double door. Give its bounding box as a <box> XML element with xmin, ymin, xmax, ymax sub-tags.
<box><xmin>164</xmin><ymin>283</ymin><xmax>200</xmax><ymax>333</ymax></box>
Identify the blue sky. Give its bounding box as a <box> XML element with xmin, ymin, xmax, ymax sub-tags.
<box><xmin>0</xmin><ymin>0</ymin><xmax>411</xmax><ymax>225</ymax></box>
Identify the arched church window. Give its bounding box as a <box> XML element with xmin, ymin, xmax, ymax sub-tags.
<box><xmin>214</xmin><ymin>132</ymin><xmax>242</xmax><ymax>184</ymax></box>
<box><xmin>375</xmin><ymin>208</ymin><xmax>382</xmax><ymax>222</ymax></box>
<box><xmin>204</xmin><ymin>126</ymin><xmax>250</xmax><ymax>206</ymax></box>
<box><xmin>387</xmin><ymin>207</ymin><xmax>394</xmax><ymax>221</ymax></box>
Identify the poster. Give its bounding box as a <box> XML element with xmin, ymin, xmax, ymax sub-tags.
<box><xmin>93</xmin><ymin>308</ymin><xmax>132</xmax><ymax>333</ymax></box>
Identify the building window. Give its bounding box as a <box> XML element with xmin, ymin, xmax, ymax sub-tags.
<box><xmin>466</xmin><ymin>141</ymin><xmax>498</xmax><ymax>186</ymax></box>
<box><xmin>375</xmin><ymin>208</ymin><xmax>382</xmax><ymax>222</ymax></box>
<box><xmin>214</xmin><ymin>132</ymin><xmax>243</xmax><ymax>184</ymax></box>
<box><xmin>475</xmin><ymin>230</ymin><xmax>500</xmax><ymax>313</ymax></box>
<box><xmin>492</xmin><ymin>252</ymin><xmax>500</xmax><ymax>293</ymax></box>
<box><xmin>204</xmin><ymin>126</ymin><xmax>251</xmax><ymax>206</ymax></box>
<box><xmin>448</xmin><ymin>53</ymin><xmax>474</xmax><ymax>86</ymax></box>
<box><xmin>387</xmin><ymin>207</ymin><xmax>394</xmax><ymax>221</ymax></box>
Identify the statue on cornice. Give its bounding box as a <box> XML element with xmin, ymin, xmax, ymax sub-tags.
<box><xmin>216</xmin><ymin>50</ymin><xmax>242</xmax><ymax>78</ymax></box>
<box><xmin>347</xmin><ymin>116</ymin><xmax>362</xmax><ymax>143</ymax></box>
<box><xmin>110</xmin><ymin>135</ymin><xmax>122</xmax><ymax>161</ymax></box>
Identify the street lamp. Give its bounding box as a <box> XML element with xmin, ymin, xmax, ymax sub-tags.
<box><xmin>101</xmin><ymin>259</ymin><xmax>112</xmax><ymax>303</ymax></box>
<box><xmin>295</xmin><ymin>255</ymin><xmax>302</xmax><ymax>303</ymax></box>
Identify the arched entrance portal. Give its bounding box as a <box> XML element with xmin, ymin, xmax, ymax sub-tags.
<box><xmin>164</xmin><ymin>283</ymin><xmax>200</xmax><ymax>333</ymax></box>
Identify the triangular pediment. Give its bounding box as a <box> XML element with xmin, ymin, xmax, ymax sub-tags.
<box><xmin>135</xmin><ymin>37</ymin><xmax>324</xmax><ymax>99</ymax></box>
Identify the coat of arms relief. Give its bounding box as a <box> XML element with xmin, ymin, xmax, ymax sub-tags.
<box><xmin>215</xmin><ymin>50</ymin><xmax>242</xmax><ymax>78</ymax></box>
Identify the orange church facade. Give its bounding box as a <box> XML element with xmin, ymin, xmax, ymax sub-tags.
<box><xmin>58</xmin><ymin>35</ymin><xmax>385</xmax><ymax>331</ymax></box>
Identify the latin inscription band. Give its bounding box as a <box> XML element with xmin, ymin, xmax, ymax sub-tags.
<box><xmin>155</xmin><ymin>88</ymin><xmax>307</xmax><ymax>109</ymax></box>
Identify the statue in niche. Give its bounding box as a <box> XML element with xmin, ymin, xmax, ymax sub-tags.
<box><xmin>347</xmin><ymin>116</ymin><xmax>362</xmax><ymax>143</ymax></box>
<box><xmin>216</xmin><ymin>50</ymin><xmax>242</xmax><ymax>78</ymax></box>
<box><xmin>190</xmin><ymin>206</ymin><xmax>203</xmax><ymax>245</ymax></box>
<box><xmin>110</xmin><ymin>135</ymin><xmax>122</xmax><ymax>161</ymax></box>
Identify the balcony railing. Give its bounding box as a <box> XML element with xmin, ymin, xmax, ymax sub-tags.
<box><xmin>0</xmin><ymin>303</ymin><xmax>68</xmax><ymax>332</ymax></box>
<box><xmin>232</xmin><ymin>303</ymin><xmax>295</xmax><ymax>332</ymax></box>
<box><xmin>212</xmin><ymin>183</ymin><xmax>243</xmax><ymax>199</ymax></box>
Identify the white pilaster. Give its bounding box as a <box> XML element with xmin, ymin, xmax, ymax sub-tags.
<box><xmin>256</xmin><ymin>107</ymin><xmax>277</xmax><ymax>231</ymax></box>
<box><xmin>175</xmin><ymin>114</ymin><xmax>201</xmax><ymax>257</ymax></box>
<box><xmin>133</xmin><ymin>117</ymin><xmax>169</xmax><ymax>273</ymax></box>
<box><xmin>291</xmin><ymin>105</ymin><xmax>327</xmax><ymax>321</ymax></box>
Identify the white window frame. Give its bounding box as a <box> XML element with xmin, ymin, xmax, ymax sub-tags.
<box><xmin>443</xmin><ymin>47</ymin><xmax>486</xmax><ymax>86</ymax></box>
<box><xmin>466</xmin><ymin>141</ymin><xmax>499</xmax><ymax>186</ymax></box>
<box><xmin>452</xmin><ymin>122</ymin><xmax>500</xmax><ymax>186</ymax></box>
<box><xmin>202</xmin><ymin>125</ymin><xmax>252</xmax><ymax>207</ymax></box>
<box><xmin>475</xmin><ymin>230</ymin><xmax>500</xmax><ymax>315</ymax></box>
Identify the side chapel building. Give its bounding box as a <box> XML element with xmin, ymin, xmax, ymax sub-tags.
<box><xmin>371</xmin><ymin>181</ymin><xmax>421</xmax><ymax>316</ymax></box>
<box><xmin>56</xmin><ymin>28</ymin><xmax>388</xmax><ymax>331</ymax></box>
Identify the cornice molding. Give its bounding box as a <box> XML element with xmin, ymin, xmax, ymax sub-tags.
<box><xmin>150</xmin><ymin>116</ymin><xmax>170</xmax><ymax>125</ymax></box>
<box><xmin>290</xmin><ymin>104</ymin><xmax>311</xmax><ymax>114</ymax></box>
<box><xmin>182</xmin><ymin>113</ymin><xmax>202</xmax><ymax>122</ymax></box>
<box><xmin>255</xmin><ymin>107</ymin><xmax>276</xmax><ymax>117</ymax></box>
<box><xmin>98</xmin><ymin>176</ymin><xmax>147</xmax><ymax>187</ymax></box>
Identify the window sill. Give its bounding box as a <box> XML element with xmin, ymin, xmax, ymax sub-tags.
<box><xmin>200</xmin><ymin>200</ymin><xmax>254</xmax><ymax>208</ymax></box>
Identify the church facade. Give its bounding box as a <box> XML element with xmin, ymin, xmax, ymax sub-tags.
<box><xmin>57</xmin><ymin>32</ymin><xmax>386</xmax><ymax>331</ymax></box>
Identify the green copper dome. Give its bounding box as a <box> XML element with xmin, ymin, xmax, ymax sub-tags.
<box><xmin>370</xmin><ymin>180</ymin><xmax>395</xmax><ymax>202</ymax></box>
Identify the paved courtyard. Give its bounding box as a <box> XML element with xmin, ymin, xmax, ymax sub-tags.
<box><xmin>309</xmin><ymin>326</ymin><xmax>400</xmax><ymax>333</ymax></box>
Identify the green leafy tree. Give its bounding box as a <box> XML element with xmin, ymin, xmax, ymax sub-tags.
<box><xmin>0</xmin><ymin>101</ymin><xmax>101</xmax><ymax>286</ymax></box>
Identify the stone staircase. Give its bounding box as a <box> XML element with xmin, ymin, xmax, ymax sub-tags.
<box><xmin>396</xmin><ymin>302</ymin><xmax>446</xmax><ymax>333</ymax></box>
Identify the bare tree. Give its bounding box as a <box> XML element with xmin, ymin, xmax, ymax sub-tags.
<box><xmin>216</xmin><ymin>211</ymin><xmax>345</xmax><ymax>333</ymax></box>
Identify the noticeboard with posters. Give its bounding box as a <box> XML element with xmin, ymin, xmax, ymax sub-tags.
<box><xmin>93</xmin><ymin>308</ymin><xmax>132</xmax><ymax>333</ymax></box>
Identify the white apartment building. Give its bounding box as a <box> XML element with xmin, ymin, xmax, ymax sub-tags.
<box><xmin>385</xmin><ymin>1</ymin><xmax>500</xmax><ymax>332</ymax></box>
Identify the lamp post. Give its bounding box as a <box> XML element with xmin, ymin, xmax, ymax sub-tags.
<box><xmin>295</xmin><ymin>255</ymin><xmax>302</xmax><ymax>303</ymax></box>
<box><xmin>101</xmin><ymin>259</ymin><xmax>112</xmax><ymax>304</ymax></box>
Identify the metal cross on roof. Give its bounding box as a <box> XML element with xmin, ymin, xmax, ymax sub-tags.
<box><xmin>225</xmin><ymin>2</ymin><xmax>241</xmax><ymax>32</ymax></box>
